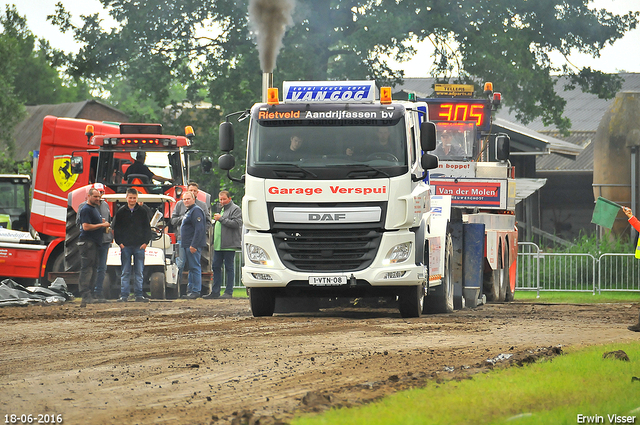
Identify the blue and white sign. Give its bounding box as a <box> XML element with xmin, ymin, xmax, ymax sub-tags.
<box><xmin>283</xmin><ymin>81</ymin><xmax>375</xmax><ymax>103</ymax></box>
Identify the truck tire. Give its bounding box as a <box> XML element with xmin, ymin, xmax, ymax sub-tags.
<box><xmin>102</xmin><ymin>269</ymin><xmax>120</xmax><ymax>299</ymax></box>
<box><xmin>502</xmin><ymin>249</ymin><xmax>514</xmax><ymax>302</ymax></box>
<box><xmin>150</xmin><ymin>271</ymin><xmax>166</xmax><ymax>299</ymax></box>
<box><xmin>484</xmin><ymin>246</ymin><xmax>503</xmax><ymax>302</ymax></box>
<box><xmin>398</xmin><ymin>284</ymin><xmax>425</xmax><ymax>318</ymax></box>
<box><xmin>249</xmin><ymin>287</ymin><xmax>276</xmax><ymax>317</ymax></box>
<box><xmin>425</xmin><ymin>233</ymin><xmax>454</xmax><ymax>314</ymax></box>
<box><xmin>64</xmin><ymin>207</ymin><xmax>81</xmax><ymax>272</ymax></box>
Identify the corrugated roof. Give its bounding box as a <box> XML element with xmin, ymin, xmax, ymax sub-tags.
<box><xmin>492</xmin><ymin>118</ymin><xmax>584</xmax><ymax>157</ymax></box>
<box><xmin>515</xmin><ymin>178</ymin><xmax>547</xmax><ymax>204</ymax></box>
<box><xmin>494</xmin><ymin>73</ymin><xmax>640</xmax><ymax>132</ymax></box>
<box><xmin>536</xmin><ymin>132</ymin><xmax>594</xmax><ymax>173</ymax></box>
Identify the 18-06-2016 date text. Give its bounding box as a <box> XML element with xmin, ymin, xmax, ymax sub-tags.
<box><xmin>4</xmin><ymin>414</ymin><xmax>62</xmax><ymax>424</ymax></box>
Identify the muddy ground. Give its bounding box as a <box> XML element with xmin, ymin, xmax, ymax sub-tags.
<box><xmin>1</xmin><ymin>297</ymin><xmax>638</xmax><ymax>424</ymax></box>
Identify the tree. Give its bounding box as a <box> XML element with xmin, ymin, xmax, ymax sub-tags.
<box><xmin>0</xmin><ymin>5</ymin><xmax>92</xmax><ymax>161</ymax></box>
<box><xmin>56</xmin><ymin>0</ymin><xmax>638</xmax><ymax>135</ymax></box>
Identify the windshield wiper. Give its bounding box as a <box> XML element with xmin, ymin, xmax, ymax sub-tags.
<box><xmin>270</xmin><ymin>163</ymin><xmax>318</xmax><ymax>179</ymax></box>
<box><xmin>340</xmin><ymin>164</ymin><xmax>390</xmax><ymax>179</ymax></box>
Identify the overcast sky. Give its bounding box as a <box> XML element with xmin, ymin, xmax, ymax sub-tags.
<box><xmin>1</xmin><ymin>0</ymin><xmax>639</xmax><ymax>77</ymax></box>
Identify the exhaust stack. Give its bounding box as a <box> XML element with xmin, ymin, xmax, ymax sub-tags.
<box><xmin>262</xmin><ymin>73</ymin><xmax>273</xmax><ymax>103</ymax></box>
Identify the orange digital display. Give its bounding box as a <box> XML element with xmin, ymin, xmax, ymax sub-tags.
<box><xmin>427</xmin><ymin>100</ymin><xmax>490</xmax><ymax>131</ymax></box>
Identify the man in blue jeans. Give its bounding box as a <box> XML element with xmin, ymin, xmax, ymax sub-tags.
<box><xmin>180</xmin><ymin>191</ymin><xmax>206</xmax><ymax>299</ymax></box>
<box><xmin>113</xmin><ymin>188</ymin><xmax>152</xmax><ymax>302</ymax></box>
<box><xmin>204</xmin><ymin>190</ymin><xmax>242</xmax><ymax>299</ymax></box>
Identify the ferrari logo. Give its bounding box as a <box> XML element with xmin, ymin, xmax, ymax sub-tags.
<box><xmin>53</xmin><ymin>156</ymin><xmax>78</xmax><ymax>192</ymax></box>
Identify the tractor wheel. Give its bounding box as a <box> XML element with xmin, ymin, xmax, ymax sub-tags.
<box><xmin>150</xmin><ymin>271</ymin><xmax>166</xmax><ymax>299</ymax></box>
<box><xmin>102</xmin><ymin>269</ymin><xmax>120</xmax><ymax>299</ymax></box>
<box><xmin>64</xmin><ymin>207</ymin><xmax>81</xmax><ymax>272</ymax></box>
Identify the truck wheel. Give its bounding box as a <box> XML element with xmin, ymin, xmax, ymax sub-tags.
<box><xmin>398</xmin><ymin>284</ymin><xmax>425</xmax><ymax>318</ymax></box>
<box><xmin>102</xmin><ymin>269</ymin><xmax>120</xmax><ymax>299</ymax></box>
<box><xmin>503</xmin><ymin>249</ymin><xmax>514</xmax><ymax>302</ymax></box>
<box><xmin>425</xmin><ymin>233</ymin><xmax>454</xmax><ymax>314</ymax></box>
<box><xmin>249</xmin><ymin>287</ymin><xmax>276</xmax><ymax>317</ymax></box>
<box><xmin>43</xmin><ymin>251</ymin><xmax>65</xmax><ymax>286</ymax></box>
<box><xmin>150</xmin><ymin>272</ymin><xmax>166</xmax><ymax>299</ymax></box>
<box><xmin>64</xmin><ymin>207</ymin><xmax>81</xmax><ymax>272</ymax></box>
<box><xmin>484</xmin><ymin>246</ymin><xmax>503</xmax><ymax>302</ymax></box>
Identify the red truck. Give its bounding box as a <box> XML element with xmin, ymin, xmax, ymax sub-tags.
<box><xmin>1</xmin><ymin>116</ymin><xmax>212</xmax><ymax>296</ymax></box>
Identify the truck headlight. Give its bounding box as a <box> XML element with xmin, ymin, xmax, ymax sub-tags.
<box><xmin>246</xmin><ymin>243</ymin><xmax>272</xmax><ymax>266</ymax></box>
<box><xmin>382</xmin><ymin>242</ymin><xmax>411</xmax><ymax>265</ymax></box>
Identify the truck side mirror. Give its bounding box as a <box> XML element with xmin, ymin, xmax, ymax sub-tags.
<box><xmin>496</xmin><ymin>134</ymin><xmax>510</xmax><ymax>161</ymax></box>
<box><xmin>219</xmin><ymin>153</ymin><xmax>235</xmax><ymax>171</ymax></box>
<box><xmin>421</xmin><ymin>153</ymin><xmax>438</xmax><ymax>170</ymax></box>
<box><xmin>420</xmin><ymin>122</ymin><xmax>437</xmax><ymax>151</ymax></box>
<box><xmin>219</xmin><ymin>122</ymin><xmax>235</xmax><ymax>152</ymax></box>
<box><xmin>201</xmin><ymin>156</ymin><xmax>213</xmax><ymax>174</ymax></box>
<box><xmin>70</xmin><ymin>156</ymin><xmax>83</xmax><ymax>174</ymax></box>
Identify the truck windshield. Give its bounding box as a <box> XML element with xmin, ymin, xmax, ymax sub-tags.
<box><xmin>247</xmin><ymin>119</ymin><xmax>408</xmax><ymax>179</ymax></box>
<box><xmin>433</xmin><ymin>122</ymin><xmax>476</xmax><ymax>161</ymax></box>
<box><xmin>95</xmin><ymin>150</ymin><xmax>185</xmax><ymax>189</ymax></box>
<box><xmin>0</xmin><ymin>178</ymin><xmax>29</xmax><ymax>231</ymax></box>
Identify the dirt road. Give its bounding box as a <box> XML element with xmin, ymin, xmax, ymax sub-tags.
<box><xmin>1</xmin><ymin>298</ymin><xmax>638</xmax><ymax>424</ymax></box>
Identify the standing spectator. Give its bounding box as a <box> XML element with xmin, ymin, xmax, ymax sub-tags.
<box><xmin>78</xmin><ymin>187</ymin><xmax>110</xmax><ymax>306</ymax></box>
<box><xmin>171</xmin><ymin>182</ymin><xmax>211</xmax><ymax>285</ymax></box>
<box><xmin>113</xmin><ymin>188</ymin><xmax>152</xmax><ymax>302</ymax></box>
<box><xmin>180</xmin><ymin>191</ymin><xmax>206</xmax><ymax>299</ymax></box>
<box><xmin>76</xmin><ymin>183</ymin><xmax>112</xmax><ymax>302</ymax></box>
<box><xmin>622</xmin><ymin>206</ymin><xmax>640</xmax><ymax>332</ymax></box>
<box><xmin>204</xmin><ymin>190</ymin><xmax>242</xmax><ymax>299</ymax></box>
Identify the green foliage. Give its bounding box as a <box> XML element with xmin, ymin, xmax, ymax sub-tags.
<box><xmin>543</xmin><ymin>231</ymin><xmax>632</xmax><ymax>256</ymax></box>
<box><xmin>0</xmin><ymin>5</ymin><xmax>92</xmax><ymax>159</ymax></box>
<box><xmin>0</xmin><ymin>150</ymin><xmax>31</xmax><ymax>174</ymax></box>
<box><xmin>292</xmin><ymin>342</ymin><xmax>640</xmax><ymax>425</ymax></box>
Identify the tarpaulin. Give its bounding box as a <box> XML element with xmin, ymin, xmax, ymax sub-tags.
<box><xmin>0</xmin><ymin>278</ymin><xmax>74</xmax><ymax>307</ymax></box>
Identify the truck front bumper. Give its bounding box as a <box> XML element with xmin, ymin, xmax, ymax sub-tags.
<box><xmin>242</xmin><ymin>229</ymin><xmax>427</xmax><ymax>289</ymax></box>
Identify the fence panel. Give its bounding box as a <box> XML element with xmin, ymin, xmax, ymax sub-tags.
<box><xmin>517</xmin><ymin>243</ymin><xmax>596</xmax><ymax>293</ymax></box>
<box><xmin>598</xmin><ymin>253</ymin><xmax>640</xmax><ymax>293</ymax></box>
<box><xmin>538</xmin><ymin>253</ymin><xmax>596</xmax><ymax>293</ymax></box>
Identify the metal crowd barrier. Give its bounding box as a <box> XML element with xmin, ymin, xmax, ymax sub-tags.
<box><xmin>517</xmin><ymin>242</ymin><xmax>640</xmax><ymax>294</ymax></box>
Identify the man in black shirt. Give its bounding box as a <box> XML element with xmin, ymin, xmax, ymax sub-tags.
<box><xmin>113</xmin><ymin>188</ymin><xmax>153</xmax><ymax>302</ymax></box>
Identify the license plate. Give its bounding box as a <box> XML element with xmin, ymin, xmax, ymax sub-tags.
<box><xmin>309</xmin><ymin>275</ymin><xmax>348</xmax><ymax>286</ymax></box>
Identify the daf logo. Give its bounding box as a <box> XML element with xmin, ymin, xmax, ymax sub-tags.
<box><xmin>309</xmin><ymin>213</ymin><xmax>347</xmax><ymax>221</ymax></box>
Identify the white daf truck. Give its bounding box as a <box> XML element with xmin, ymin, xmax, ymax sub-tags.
<box><xmin>218</xmin><ymin>81</ymin><xmax>461</xmax><ymax>318</ymax></box>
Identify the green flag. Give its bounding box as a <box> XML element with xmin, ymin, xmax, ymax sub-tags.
<box><xmin>591</xmin><ymin>197</ymin><xmax>622</xmax><ymax>229</ymax></box>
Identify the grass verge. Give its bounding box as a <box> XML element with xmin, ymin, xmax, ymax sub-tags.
<box><xmin>292</xmin><ymin>342</ymin><xmax>640</xmax><ymax>425</ymax></box>
<box><xmin>515</xmin><ymin>291</ymin><xmax>639</xmax><ymax>303</ymax></box>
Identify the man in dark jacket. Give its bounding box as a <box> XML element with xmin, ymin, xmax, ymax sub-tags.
<box><xmin>113</xmin><ymin>188</ymin><xmax>152</xmax><ymax>302</ymax></box>
<box><xmin>180</xmin><ymin>191</ymin><xmax>206</xmax><ymax>299</ymax></box>
<box><xmin>78</xmin><ymin>187</ymin><xmax>111</xmax><ymax>306</ymax></box>
<box><xmin>204</xmin><ymin>190</ymin><xmax>242</xmax><ymax>299</ymax></box>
